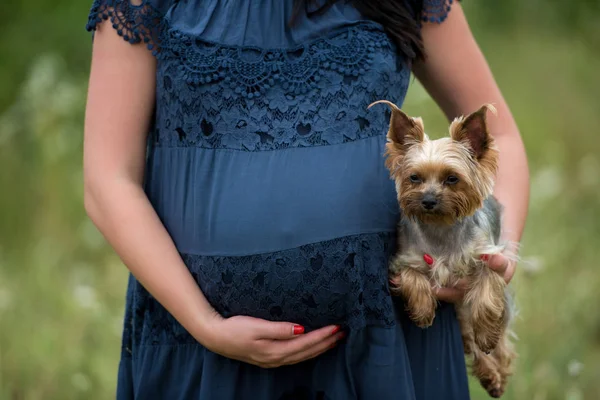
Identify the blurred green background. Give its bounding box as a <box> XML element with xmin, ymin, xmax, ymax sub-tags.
<box><xmin>1</xmin><ymin>1</ymin><xmax>599</xmax><ymax>399</ymax></box>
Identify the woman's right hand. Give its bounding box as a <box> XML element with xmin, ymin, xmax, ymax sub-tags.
<box><xmin>200</xmin><ymin>314</ymin><xmax>345</xmax><ymax>368</ymax></box>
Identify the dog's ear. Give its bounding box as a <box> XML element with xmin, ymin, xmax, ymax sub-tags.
<box><xmin>450</xmin><ymin>104</ymin><xmax>497</xmax><ymax>159</ymax></box>
<box><xmin>368</xmin><ymin>100</ymin><xmax>424</xmax><ymax>147</ymax></box>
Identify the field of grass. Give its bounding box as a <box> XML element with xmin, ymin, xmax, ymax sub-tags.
<box><xmin>1</xmin><ymin>2</ymin><xmax>599</xmax><ymax>399</ymax></box>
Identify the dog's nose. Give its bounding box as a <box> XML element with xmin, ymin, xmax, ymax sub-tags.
<box><xmin>421</xmin><ymin>195</ymin><xmax>438</xmax><ymax>210</ymax></box>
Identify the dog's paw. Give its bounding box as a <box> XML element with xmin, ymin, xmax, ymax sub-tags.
<box><xmin>411</xmin><ymin>311</ymin><xmax>435</xmax><ymax>328</ymax></box>
<box><xmin>392</xmin><ymin>267</ymin><xmax>437</xmax><ymax>328</ymax></box>
<box><xmin>474</xmin><ymin>334</ymin><xmax>500</xmax><ymax>354</ymax></box>
<box><xmin>473</xmin><ymin>325</ymin><xmax>502</xmax><ymax>354</ymax></box>
<box><xmin>480</xmin><ymin>377</ymin><xmax>505</xmax><ymax>398</ymax></box>
<box><xmin>406</xmin><ymin>293</ymin><xmax>437</xmax><ymax>328</ymax></box>
<box><xmin>473</xmin><ymin>352</ymin><xmax>507</xmax><ymax>398</ymax></box>
<box><xmin>471</xmin><ymin>305</ymin><xmax>504</xmax><ymax>353</ymax></box>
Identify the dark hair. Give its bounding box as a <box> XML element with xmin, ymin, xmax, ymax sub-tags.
<box><xmin>291</xmin><ymin>0</ymin><xmax>426</xmax><ymax>62</ymax></box>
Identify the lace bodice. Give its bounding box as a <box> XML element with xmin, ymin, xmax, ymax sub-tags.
<box><xmin>154</xmin><ymin>22</ymin><xmax>404</xmax><ymax>151</ymax></box>
<box><xmin>86</xmin><ymin>0</ymin><xmax>456</xmax><ymax>151</ymax></box>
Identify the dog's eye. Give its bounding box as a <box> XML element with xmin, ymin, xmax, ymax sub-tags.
<box><xmin>445</xmin><ymin>175</ymin><xmax>459</xmax><ymax>185</ymax></box>
<box><xmin>409</xmin><ymin>174</ymin><xmax>421</xmax><ymax>183</ymax></box>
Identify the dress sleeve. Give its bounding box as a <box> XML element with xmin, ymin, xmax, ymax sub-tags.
<box><xmin>85</xmin><ymin>0</ymin><xmax>173</xmax><ymax>55</ymax></box>
<box><xmin>421</xmin><ymin>0</ymin><xmax>458</xmax><ymax>24</ymax></box>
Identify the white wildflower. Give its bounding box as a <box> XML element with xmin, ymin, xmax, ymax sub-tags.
<box><xmin>567</xmin><ymin>360</ymin><xmax>583</xmax><ymax>377</ymax></box>
<box><xmin>73</xmin><ymin>284</ymin><xmax>98</xmax><ymax>310</ymax></box>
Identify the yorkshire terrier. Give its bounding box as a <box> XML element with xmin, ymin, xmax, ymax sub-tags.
<box><xmin>369</xmin><ymin>100</ymin><xmax>517</xmax><ymax>398</ymax></box>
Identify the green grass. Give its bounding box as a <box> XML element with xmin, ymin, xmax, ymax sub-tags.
<box><xmin>1</xmin><ymin>8</ymin><xmax>600</xmax><ymax>400</ymax></box>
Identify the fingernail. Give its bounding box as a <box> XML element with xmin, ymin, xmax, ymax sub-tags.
<box><xmin>423</xmin><ymin>254</ymin><xmax>434</xmax><ymax>266</ymax></box>
<box><xmin>293</xmin><ymin>325</ymin><xmax>305</xmax><ymax>335</ymax></box>
<box><xmin>331</xmin><ymin>326</ymin><xmax>341</xmax><ymax>335</ymax></box>
<box><xmin>480</xmin><ymin>254</ymin><xmax>490</xmax><ymax>262</ymax></box>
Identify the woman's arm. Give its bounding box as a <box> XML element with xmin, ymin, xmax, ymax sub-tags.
<box><xmin>84</xmin><ymin>23</ymin><xmax>342</xmax><ymax>366</ymax></box>
<box><xmin>83</xmin><ymin>21</ymin><xmax>343</xmax><ymax>367</ymax></box>
<box><xmin>413</xmin><ymin>3</ymin><xmax>529</xmax><ymax>296</ymax></box>
<box><xmin>84</xmin><ymin>22</ymin><xmax>221</xmax><ymax>346</ymax></box>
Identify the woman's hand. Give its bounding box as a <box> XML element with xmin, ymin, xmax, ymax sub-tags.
<box><xmin>199</xmin><ymin>314</ymin><xmax>345</xmax><ymax>368</ymax></box>
<box><xmin>433</xmin><ymin>253</ymin><xmax>516</xmax><ymax>303</ymax></box>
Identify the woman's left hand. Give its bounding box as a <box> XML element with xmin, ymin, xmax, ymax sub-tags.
<box><xmin>433</xmin><ymin>253</ymin><xmax>516</xmax><ymax>303</ymax></box>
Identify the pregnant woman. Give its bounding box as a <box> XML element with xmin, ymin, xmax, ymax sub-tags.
<box><xmin>83</xmin><ymin>0</ymin><xmax>529</xmax><ymax>398</ymax></box>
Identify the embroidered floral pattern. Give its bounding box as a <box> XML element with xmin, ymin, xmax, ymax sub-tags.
<box><xmin>161</xmin><ymin>25</ymin><xmax>389</xmax><ymax>99</ymax></box>
<box><xmin>153</xmin><ymin>24</ymin><xmax>408</xmax><ymax>150</ymax></box>
<box><xmin>121</xmin><ymin>232</ymin><xmax>396</xmax><ymax>353</ymax></box>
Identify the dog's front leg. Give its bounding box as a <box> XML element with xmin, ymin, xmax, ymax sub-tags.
<box><xmin>390</xmin><ymin>256</ymin><xmax>436</xmax><ymax>328</ymax></box>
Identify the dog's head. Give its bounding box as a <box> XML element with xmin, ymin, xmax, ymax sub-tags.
<box><xmin>369</xmin><ymin>100</ymin><xmax>499</xmax><ymax>225</ymax></box>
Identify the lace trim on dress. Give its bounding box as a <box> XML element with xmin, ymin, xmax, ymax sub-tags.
<box><xmin>150</xmin><ymin>22</ymin><xmax>407</xmax><ymax>150</ymax></box>
<box><xmin>421</xmin><ymin>0</ymin><xmax>456</xmax><ymax>24</ymax></box>
<box><xmin>120</xmin><ymin>232</ymin><xmax>397</xmax><ymax>354</ymax></box>
<box><xmin>86</xmin><ymin>0</ymin><xmax>167</xmax><ymax>55</ymax></box>
<box><xmin>160</xmin><ymin>23</ymin><xmax>390</xmax><ymax>99</ymax></box>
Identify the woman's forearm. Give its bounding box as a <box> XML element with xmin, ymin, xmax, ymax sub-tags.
<box><xmin>84</xmin><ymin>179</ymin><xmax>218</xmax><ymax>341</ymax></box>
<box><xmin>488</xmin><ymin>114</ymin><xmax>529</xmax><ymax>248</ymax></box>
<box><xmin>83</xmin><ymin>23</ymin><xmax>220</xmax><ymax>345</ymax></box>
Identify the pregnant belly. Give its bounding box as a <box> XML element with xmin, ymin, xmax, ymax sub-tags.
<box><xmin>182</xmin><ymin>232</ymin><xmax>396</xmax><ymax>330</ymax></box>
<box><xmin>145</xmin><ymin>138</ymin><xmax>399</xmax><ymax>257</ymax></box>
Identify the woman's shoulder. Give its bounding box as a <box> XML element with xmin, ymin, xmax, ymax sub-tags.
<box><xmin>86</xmin><ymin>0</ymin><xmax>383</xmax><ymax>50</ymax></box>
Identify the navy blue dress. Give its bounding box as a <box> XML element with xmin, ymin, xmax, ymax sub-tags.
<box><xmin>86</xmin><ymin>0</ymin><xmax>469</xmax><ymax>398</ymax></box>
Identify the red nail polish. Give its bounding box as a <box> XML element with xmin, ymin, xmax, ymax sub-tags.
<box><xmin>480</xmin><ymin>254</ymin><xmax>490</xmax><ymax>262</ymax></box>
<box><xmin>423</xmin><ymin>254</ymin><xmax>434</xmax><ymax>266</ymax></box>
<box><xmin>293</xmin><ymin>325</ymin><xmax>305</xmax><ymax>335</ymax></box>
<box><xmin>331</xmin><ymin>326</ymin><xmax>341</xmax><ymax>335</ymax></box>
